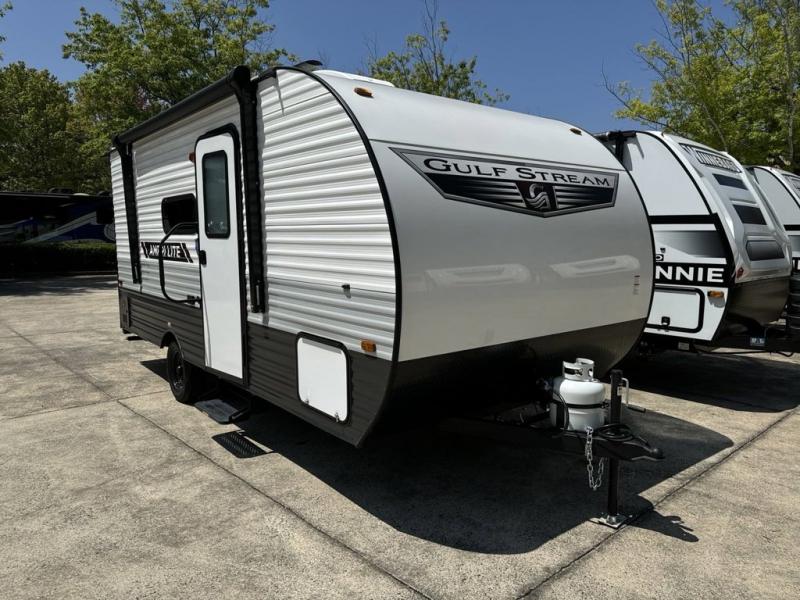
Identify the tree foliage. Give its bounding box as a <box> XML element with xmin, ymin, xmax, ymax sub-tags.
<box><xmin>609</xmin><ymin>0</ymin><xmax>800</xmax><ymax>170</ymax></box>
<box><xmin>0</xmin><ymin>63</ymin><xmax>88</xmax><ymax>191</ymax></box>
<box><xmin>366</xmin><ymin>0</ymin><xmax>508</xmax><ymax>105</ymax></box>
<box><xmin>62</xmin><ymin>0</ymin><xmax>292</xmax><ymax>189</ymax></box>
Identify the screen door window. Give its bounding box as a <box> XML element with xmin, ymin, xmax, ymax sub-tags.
<box><xmin>202</xmin><ymin>151</ymin><xmax>230</xmax><ymax>238</ymax></box>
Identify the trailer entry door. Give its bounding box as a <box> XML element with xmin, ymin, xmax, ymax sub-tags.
<box><xmin>196</xmin><ymin>133</ymin><xmax>243</xmax><ymax>379</ymax></box>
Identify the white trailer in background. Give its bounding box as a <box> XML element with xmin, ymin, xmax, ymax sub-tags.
<box><xmin>747</xmin><ymin>165</ymin><xmax>800</xmax><ymax>336</ymax></box>
<box><xmin>597</xmin><ymin>131</ymin><xmax>792</xmax><ymax>352</ymax></box>
<box><xmin>748</xmin><ymin>166</ymin><xmax>800</xmax><ymax>272</ymax></box>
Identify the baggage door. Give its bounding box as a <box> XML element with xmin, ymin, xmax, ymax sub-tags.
<box><xmin>195</xmin><ymin>133</ymin><xmax>243</xmax><ymax>379</ymax></box>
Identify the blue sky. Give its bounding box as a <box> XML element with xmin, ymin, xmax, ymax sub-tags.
<box><xmin>1</xmin><ymin>0</ymin><xmax>730</xmax><ymax>132</ymax></box>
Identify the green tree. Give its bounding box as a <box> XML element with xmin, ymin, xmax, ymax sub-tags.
<box><xmin>64</xmin><ymin>0</ymin><xmax>293</xmax><ymax>188</ymax></box>
<box><xmin>608</xmin><ymin>0</ymin><xmax>800</xmax><ymax>170</ymax></box>
<box><xmin>0</xmin><ymin>62</ymin><xmax>87</xmax><ymax>191</ymax></box>
<box><xmin>366</xmin><ymin>0</ymin><xmax>508</xmax><ymax>105</ymax></box>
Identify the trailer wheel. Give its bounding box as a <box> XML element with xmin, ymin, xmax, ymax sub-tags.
<box><xmin>166</xmin><ymin>341</ymin><xmax>199</xmax><ymax>404</ymax></box>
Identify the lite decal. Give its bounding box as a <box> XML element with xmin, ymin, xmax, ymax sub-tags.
<box><xmin>394</xmin><ymin>148</ymin><xmax>618</xmax><ymax>217</ymax></box>
<box><xmin>140</xmin><ymin>241</ymin><xmax>193</xmax><ymax>263</ymax></box>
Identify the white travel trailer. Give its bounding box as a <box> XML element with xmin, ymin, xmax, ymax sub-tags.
<box><xmin>747</xmin><ymin>165</ymin><xmax>800</xmax><ymax>336</ymax></box>
<box><xmin>110</xmin><ymin>63</ymin><xmax>658</xmax><ymax>452</ymax></box>
<box><xmin>597</xmin><ymin>131</ymin><xmax>792</xmax><ymax>351</ymax></box>
<box><xmin>747</xmin><ymin>166</ymin><xmax>800</xmax><ymax>272</ymax></box>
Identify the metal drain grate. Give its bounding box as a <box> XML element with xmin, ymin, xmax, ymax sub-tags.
<box><xmin>212</xmin><ymin>431</ymin><xmax>267</xmax><ymax>458</ymax></box>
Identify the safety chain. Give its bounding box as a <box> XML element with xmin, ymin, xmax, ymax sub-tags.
<box><xmin>584</xmin><ymin>426</ymin><xmax>605</xmax><ymax>491</ymax></box>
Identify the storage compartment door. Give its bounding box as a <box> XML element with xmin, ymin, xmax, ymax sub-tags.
<box><xmin>647</xmin><ymin>287</ymin><xmax>703</xmax><ymax>332</ymax></box>
<box><xmin>297</xmin><ymin>336</ymin><xmax>349</xmax><ymax>422</ymax></box>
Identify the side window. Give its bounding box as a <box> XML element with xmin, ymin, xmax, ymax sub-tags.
<box><xmin>161</xmin><ymin>194</ymin><xmax>197</xmax><ymax>233</ymax></box>
<box><xmin>202</xmin><ymin>151</ymin><xmax>230</xmax><ymax>238</ymax></box>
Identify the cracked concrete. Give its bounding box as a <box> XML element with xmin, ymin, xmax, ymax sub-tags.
<box><xmin>0</xmin><ymin>275</ymin><xmax>798</xmax><ymax>599</ymax></box>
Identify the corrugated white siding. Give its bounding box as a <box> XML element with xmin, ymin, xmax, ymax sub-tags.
<box><xmin>110</xmin><ymin>151</ymin><xmax>134</xmax><ymax>285</ymax></box>
<box><xmin>133</xmin><ymin>97</ymin><xmax>241</xmax><ymax>300</ymax></box>
<box><xmin>252</xmin><ymin>72</ymin><xmax>396</xmax><ymax>360</ymax></box>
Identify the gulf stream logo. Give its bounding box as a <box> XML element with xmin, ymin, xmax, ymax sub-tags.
<box><xmin>393</xmin><ymin>148</ymin><xmax>618</xmax><ymax>217</ymax></box>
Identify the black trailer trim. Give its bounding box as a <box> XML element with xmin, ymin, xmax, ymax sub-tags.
<box><xmin>229</xmin><ymin>74</ymin><xmax>266</xmax><ymax>313</ymax></box>
<box><xmin>648</xmin><ymin>214</ymin><xmax>717</xmax><ymax>225</ymax></box>
<box><xmin>246</xmin><ymin>323</ymin><xmax>393</xmax><ymax>447</ymax></box>
<box><xmin>112</xmin><ymin>142</ymin><xmax>141</xmax><ymax>283</ymax></box>
<box><xmin>115</xmin><ymin>66</ymin><xmax>251</xmax><ymax>145</ymax></box>
<box><xmin>120</xmin><ymin>288</ymin><xmax>204</xmax><ymax>365</ymax></box>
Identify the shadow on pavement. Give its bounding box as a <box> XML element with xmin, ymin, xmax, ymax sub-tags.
<box><xmin>237</xmin><ymin>406</ymin><xmax>724</xmax><ymax>553</ymax></box>
<box><xmin>631</xmin><ymin>511</ymin><xmax>699</xmax><ymax>542</ymax></box>
<box><xmin>145</xmin><ymin>356</ymin><xmax>730</xmax><ymax>553</ymax></box>
<box><xmin>0</xmin><ymin>275</ymin><xmax>116</xmax><ymax>297</ymax></box>
<box><xmin>623</xmin><ymin>351</ymin><xmax>800</xmax><ymax>412</ymax></box>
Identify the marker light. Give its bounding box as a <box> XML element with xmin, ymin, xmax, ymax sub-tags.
<box><xmin>361</xmin><ymin>339</ymin><xmax>377</xmax><ymax>353</ymax></box>
<box><xmin>188</xmin><ymin>152</ymin><xmax>196</xmax><ymax>163</ymax></box>
<box><xmin>569</xmin><ymin>127</ymin><xmax>582</xmax><ymax>135</ymax></box>
<box><xmin>354</xmin><ymin>87</ymin><xmax>373</xmax><ymax>98</ymax></box>
<box><xmin>736</xmin><ymin>266</ymin><xmax>745</xmax><ymax>280</ymax></box>
<box><xmin>708</xmin><ymin>290</ymin><xmax>725</xmax><ymax>299</ymax></box>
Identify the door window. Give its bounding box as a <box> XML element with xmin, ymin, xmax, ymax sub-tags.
<box><xmin>202</xmin><ymin>151</ymin><xmax>230</xmax><ymax>238</ymax></box>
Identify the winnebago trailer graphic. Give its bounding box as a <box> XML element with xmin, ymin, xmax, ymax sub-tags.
<box><xmin>111</xmin><ymin>63</ymin><xmax>664</xmax><ymax>522</ymax></box>
<box><xmin>748</xmin><ymin>166</ymin><xmax>800</xmax><ymax>272</ymax></box>
<box><xmin>597</xmin><ymin>131</ymin><xmax>792</xmax><ymax>350</ymax></box>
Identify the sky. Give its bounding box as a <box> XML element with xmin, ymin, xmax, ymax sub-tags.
<box><xmin>0</xmin><ymin>0</ymin><xmax>731</xmax><ymax>132</ymax></box>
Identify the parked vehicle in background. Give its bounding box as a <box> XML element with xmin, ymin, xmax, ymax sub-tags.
<box><xmin>596</xmin><ymin>130</ymin><xmax>793</xmax><ymax>353</ymax></box>
<box><xmin>0</xmin><ymin>190</ymin><xmax>114</xmax><ymax>244</ymax></box>
<box><xmin>746</xmin><ymin>166</ymin><xmax>800</xmax><ymax>337</ymax></box>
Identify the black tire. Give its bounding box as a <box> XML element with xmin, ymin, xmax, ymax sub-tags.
<box><xmin>791</xmin><ymin>292</ymin><xmax>800</xmax><ymax>306</ymax></box>
<box><xmin>791</xmin><ymin>273</ymin><xmax>800</xmax><ymax>293</ymax></box>
<box><xmin>166</xmin><ymin>341</ymin><xmax>199</xmax><ymax>404</ymax></box>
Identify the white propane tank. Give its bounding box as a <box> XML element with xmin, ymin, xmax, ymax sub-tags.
<box><xmin>549</xmin><ymin>358</ymin><xmax>606</xmax><ymax>431</ymax></box>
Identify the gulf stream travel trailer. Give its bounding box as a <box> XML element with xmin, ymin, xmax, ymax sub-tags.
<box><xmin>110</xmin><ymin>62</ymin><xmax>663</xmax><ymax>521</ymax></box>
<box><xmin>747</xmin><ymin>165</ymin><xmax>800</xmax><ymax>336</ymax></box>
<box><xmin>597</xmin><ymin>131</ymin><xmax>793</xmax><ymax>353</ymax></box>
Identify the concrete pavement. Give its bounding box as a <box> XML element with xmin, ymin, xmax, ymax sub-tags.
<box><xmin>0</xmin><ymin>275</ymin><xmax>798</xmax><ymax>599</ymax></box>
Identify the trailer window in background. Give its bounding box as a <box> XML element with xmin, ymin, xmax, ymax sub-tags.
<box><xmin>714</xmin><ymin>174</ymin><xmax>747</xmax><ymax>190</ymax></box>
<box><xmin>161</xmin><ymin>193</ymin><xmax>197</xmax><ymax>233</ymax></box>
<box><xmin>734</xmin><ymin>204</ymin><xmax>767</xmax><ymax>225</ymax></box>
<box><xmin>790</xmin><ymin>236</ymin><xmax>800</xmax><ymax>252</ymax></box>
<box><xmin>746</xmin><ymin>240</ymin><xmax>784</xmax><ymax>261</ymax></box>
<box><xmin>202</xmin><ymin>151</ymin><xmax>230</xmax><ymax>238</ymax></box>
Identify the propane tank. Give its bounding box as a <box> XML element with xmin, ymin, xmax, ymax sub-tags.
<box><xmin>549</xmin><ymin>358</ymin><xmax>606</xmax><ymax>431</ymax></box>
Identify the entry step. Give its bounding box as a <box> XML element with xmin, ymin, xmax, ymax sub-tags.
<box><xmin>212</xmin><ymin>431</ymin><xmax>266</xmax><ymax>458</ymax></box>
<box><xmin>195</xmin><ymin>396</ymin><xmax>249</xmax><ymax>424</ymax></box>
